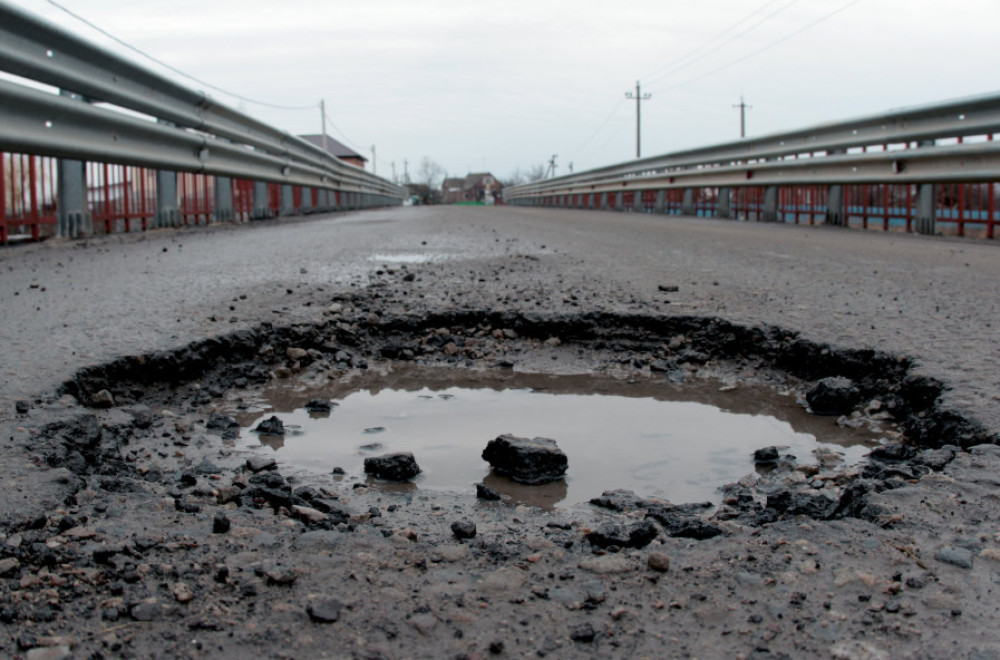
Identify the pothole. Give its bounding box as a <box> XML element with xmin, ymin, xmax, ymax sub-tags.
<box><xmin>214</xmin><ymin>365</ymin><xmax>879</xmax><ymax>509</ymax></box>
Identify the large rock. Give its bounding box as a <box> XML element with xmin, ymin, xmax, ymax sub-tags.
<box><xmin>255</xmin><ymin>416</ymin><xmax>285</xmax><ymax>435</ymax></box>
<box><xmin>482</xmin><ymin>435</ymin><xmax>568</xmax><ymax>485</ymax></box>
<box><xmin>806</xmin><ymin>377</ymin><xmax>862</xmax><ymax>415</ymax></box>
<box><xmin>364</xmin><ymin>452</ymin><xmax>421</xmax><ymax>481</ymax></box>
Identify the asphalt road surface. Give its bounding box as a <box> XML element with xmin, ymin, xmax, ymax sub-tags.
<box><xmin>2</xmin><ymin>205</ymin><xmax>997</xmax><ymax>433</ymax></box>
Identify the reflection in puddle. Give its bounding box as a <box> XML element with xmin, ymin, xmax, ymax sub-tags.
<box><xmin>367</xmin><ymin>253</ymin><xmax>440</xmax><ymax>264</ymax></box>
<box><xmin>225</xmin><ymin>367</ymin><xmax>878</xmax><ymax>509</ymax></box>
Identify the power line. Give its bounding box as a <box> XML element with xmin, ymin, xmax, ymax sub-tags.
<box><xmin>642</xmin><ymin>0</ymin><xmax>795</xmax><ymax>85</ymax></box>
<box><xmin>322</xmin><ymin>111</ymin><xmax>365</xmax><ymax>154</ymax></box>
<box><xmin>648</xmin><ymin>0</ymin><xmax>863</xmax><ymax>96</ymax></box>
<box><xmin>568</xmin><ymin>98</ymin><xmax>627</xmax><ymax>162</ymax></box>
<box><xmin>44</xmin><ymin>0</ymin><xmax>317</xmax><ymax>111</ymax></box>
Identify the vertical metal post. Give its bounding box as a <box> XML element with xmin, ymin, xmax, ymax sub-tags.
<box><xmin>300</xmin><ymin>186</ymin><xmax>312</xmax><ymax>214</ymax></box>
<box><xmin>763</xmin><ymin>186</ymin><xmax>779</xmax><ymax>222</ymax></box>
<box><xmin>717</xmin><ymin>188</ymin><xmax>732</xmax><ymax>219</ymax></box>
<box><xmin>155</xmin><ymin>169</ymin><xmax>178</xmax><ymax>227</ymax></box>
<box><xmin>825</xmin><ymin>185</ymin><xmax>844</xmax><ymax>226</ymax></box>
<box><xmin>252</xmin><ymin>181</ymin><xmax>270</xmax><ymax>219</ymax></box>
<box><xmin>280</xmin><ymin>184</ymin><xmax>294</xmax><ymax>216</ymax></box>
<box><xmin>681</xmin><ymin>189</ymin><xmax>696</xmax><ymax>216</ymax></box>
<box><xmin>654</xmin><ymin>189</ymin><xmax>666</xmax><ymax>214</ymax></box>
<box><xmin>214</xmin><ymin>176</ymin><xmax>234</xmax><ymax>223</ymax></box>
<box><xmin>56</xmin><ymin>158</ymin><xmax>89</xmax><ymax>238</ymax></box>
<box><xmin>914</xmin><ymin>183</ymin><xmax>936</xmax><ymax>235</ymax></box>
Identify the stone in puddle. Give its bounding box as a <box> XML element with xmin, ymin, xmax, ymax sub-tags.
<box><xmin>482</xmin><ymin>435</ymin><xmax>568</xmax><ymax>485</ymax></box>
<box><xmin>806</xmin><ymin>377</ymin><xmax>861</xmax><ymax>416</ymax></box>
<box><xmin>305</xmin><ymin>399</ymin><xmax>333</xmax><ymax>413</ymax></box>
<box><xmin>364</xmin><ymin>452</ymin><xmax>421</xmax><ymax>481</ymax></box>
<box><xmin>476</xmin><ymin>483</ymin><xmax>502</xmax><ymax>501</ymax></box>
<box><xmin>753</xmin><ymin>446</ymin><xmax>780</xmax><ymax>464</ymax></box>
<box><xmin>255</xmin><ymin>416</ymin><xmax>285</xmax><ymax>435</ymax></box>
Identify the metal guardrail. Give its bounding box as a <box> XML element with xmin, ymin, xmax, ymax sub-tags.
<box><xmin>505</xmin><ymin>93</ymin><xmax>1000</xmax><ymax>199</ymax></box>
<box><xmin>0</xmin><ymin>0</ymin><xmax>406</xmax><ymax>199</ymax></box>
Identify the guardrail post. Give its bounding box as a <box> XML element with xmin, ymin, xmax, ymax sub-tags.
<box><xmin>214</xmin><ymin>176</ymin><xmax>234</xmax><ymax>223</ymax></box>
<box><xmin>252</xmin><ymin>181</ymin><xmax>270</xmax><ymax>219</ymax></box>
<box><xmin>914</xmin><ymin>183</ymin><xmax>937</xmax><ymax>235</ymax></box>
<box><xmin>655</xmin><ymin>190</ymin><xmax>666</xmax><ymax>214</ymax></box>
<box><xmin>763</xmin><ymin>186</ymin><xmax>779</xmax><ymax>222</ymax></box>
<box><xmin>56</xmin><ymin>158</ymin><xmax>90</xmax><ymax>238</ymax></box>
<box><xmin>682</xmin><ymin>189</ymin><xmax>696</xmax><ymax>216</ymax></box>
<box><xmin>280</xmin><ymin>185</ymin><xmax>294</xmax><ymax>216</ymax></box>
<box><xmin>825</xmin><ymin>185</ymin><xmax>844</xmax><ymax>226</ymax></box>
<box><xmin>55</xmin><ymin>91</ymin><xmax>91</xmax><ymax>238</ymax></box>
<box><xmin>717</xmin><ymin>188</ymin><xmax>732</xmax><ymax>219</ymax></box>
<box><xmin>155</xmin><ymin>170</ymin><xmax>179</xmax><ymax>227</ymax></box>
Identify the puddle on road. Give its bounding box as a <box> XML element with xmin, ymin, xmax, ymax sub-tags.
<box><xmin>222</xmin><ymin>367</ymin><xmax>878</xmax><ymax>509</ymax></box>
<box><xmin>367</xmin><ymin>253</ymin><xmax>441</xmax><ymax>264</ymax></box>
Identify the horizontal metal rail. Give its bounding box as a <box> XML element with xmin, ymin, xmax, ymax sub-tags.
<box><xmin>506</xmin><ymin>93</ymin><xmax>1000</xmax><ymax>200</ymax></box>
<box><xmin>0</xmin><ymin>0</ymin><xmax>405</xmax><ymax>199</ymax></box>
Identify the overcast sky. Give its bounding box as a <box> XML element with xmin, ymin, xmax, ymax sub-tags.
<box><xmin>11</xmin><ymin>0</ymin><xmax>1000</xmax><ymax>183</ymax></box>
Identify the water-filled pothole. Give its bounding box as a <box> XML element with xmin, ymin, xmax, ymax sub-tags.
<box><xmin>218</xmin><ymin>366</ymin><xmax>880</xmax><ymax>509</ymax></box>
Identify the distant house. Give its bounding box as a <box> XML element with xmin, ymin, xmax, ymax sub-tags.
<box><xmin>297</xmin><ymin>134</ymin><xmax>368</xmax><ymax>170</ymax></box>
<box><xmin>441</xmin><ymin>173</ymin><xmax>503</xmax><ymax>204</ymax></box>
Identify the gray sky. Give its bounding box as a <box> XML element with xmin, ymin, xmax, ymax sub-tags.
<box><xmin>12</xmin><ymin>0</ymin><xmax>1000</xmax><ymax>183</ymax></box>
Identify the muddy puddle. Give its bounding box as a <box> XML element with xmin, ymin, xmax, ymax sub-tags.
<box><xmin>215</xmin><ymin>365</ymin><xmax>880</xmax><ymax>509</ymax></box>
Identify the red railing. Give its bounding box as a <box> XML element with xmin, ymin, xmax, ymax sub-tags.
<box><xmin>233</xmin><ymin>178</ymin><xmax>254</xmax><ymax>221</ymax></box>
<box><xmin>1</xmin><ymin>152</ymin><xmax>58</xmax><ymax>245</ymax></box>
<box><xmin>779</xmin><ymin>185</ymin><xmax>827</xmax><ymax>225</ymax></box>
<box><xmin>936</xmin><ymin>182</ymin><xmax>998</xmax><ymax>239</ymax></box>
<box><xmin>732</xmin><ymin>187</ymin><xmax>765</xmax><ymax>220</ymax></box>
<box><xmin>179</xmin><ymin>173</ymin><xmax>213</xmax><ymax>225</ymax></box>
<box><xmin>87</xmin><ymin>162</ymin><xmax>156</xmax><ymax>234</ymax></box>
<box><xmin>664</xmin><ymin>189</ymin><xmax>684</xmax><ymax>214</ymax></box>
<box><xmin>268</xmin><ymin>183</ymin><xmax>282</xmax><ymax>215</ymax></box>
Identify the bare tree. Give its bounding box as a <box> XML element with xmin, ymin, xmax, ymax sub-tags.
<box><xmin>504</xmin><ymin>164</ymin><xmax>546</xmax><ymax>187</ymax></box>
<box><xmin>417</xmin><ymin>157</ymin><xmax>445</xmax><ymax>190</ymax></box>
<box><xmin>527</xmin><ymin>164</ymin><xmax>546</xmax><ymax>182</ymax></box>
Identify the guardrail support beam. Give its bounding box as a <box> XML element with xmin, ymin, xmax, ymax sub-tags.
<box><xmin>56</xmin><ymin>158</ymin><xmax>90</xmax><ymax>238</ymax></box>
<box><xmin>682</xmin><ymin>189</ymin><xmax>696</xmax><ymax>216</ymax></box>
<box><xmin>717</xmin><ymin>188</ymin><xmax>732</xmax><ymax>219</ymax></box>
<box><xmin>156</xmin><ymin>170</ymin><xmax>179</xmax><ymax>227</ymax></box>
<box><xmin>252</xmin><ymin>181</ymin><xmax>270</xmax><ymax>220</ymax></box>
<box><xmin>214</xmin><ymin>176</ymin><xmax>234</xmax><ymax>223</ymax></box>
<box><xmin>763</xmin><ymin>186</ymin><xmax>779</xmax><ymax>222</ymax></box>
<box><xmin>825</xmin><ymin>185</ymin><xmax>844</xmax><ymax>226</ymax></box>
<box><xmin>280</xmin><ymin>185</ymin><xmax>294</xmax><ymax>216</ymax></box>
<box><xmin>914</xmin><ymin>183</ymin><xmax>937</xmax><ymax>235</ymax></box>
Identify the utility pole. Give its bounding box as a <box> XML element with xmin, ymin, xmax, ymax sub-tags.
<box><xmin>546</xmin><ymin>154</ymin><xmax>558</xmax><ymax>178</ymax></box>
<box><xmin>371</xmin><ymin>145</ymin><xmax>376</xmax><ymax>175</ymax></box>
<box><xmin>391</xmin><ymin>161</ymin><xmax>397</xmax><ymax>184</ymax></box>
<box><xmin>625</xmin><ymin>81</ymin><xmax>651</xmax><ymax>158</ymax></box>
<box><xmin>733</xmin><ymin>95</ymin><xmax>752</xmax><ymax>139</ymax></box>
<box><xmin>402</xmin><ymin>158</ymin><xmax>410</xmax><ymax>184</ymax></box>
<box><xmin>319</xmin><ymin>99</ymin><xmax>327</xmax><ymax>154</ymax></box>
